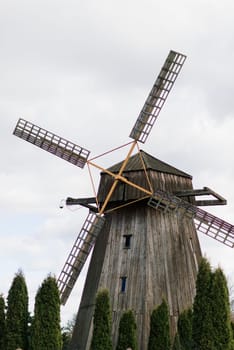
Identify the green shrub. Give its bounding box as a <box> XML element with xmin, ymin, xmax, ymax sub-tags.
<box><xmin>178</xmin><ymin>308</ymin><xmax>192</xmax><ymax>350</ymax></box>
<box><xmin>31</xmin><ymin>274</ymin><xmax>62</xmax><ymax>350</ymax></box>
<box><xmin>90</xmin><ymin>289</ymin><xmax>112</xmax><ymax>350</ymax></box>
<box><xmin>116</xmin><ymin>309</ymin><xmax>137</xmax><ymax>350</ymax></box>
<box><xmin>6</xmin><ymin>270</ymin><xmax>29</xmax><ymax>350</ymax></box>
<box><xmin>148</xmin><ymin>299</ymin><xmax>170</xmax><ymax>350</ymax></box>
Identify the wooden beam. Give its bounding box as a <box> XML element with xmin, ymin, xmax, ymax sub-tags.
<box><xmin>66</xmin><ymin>197</ymin><xmax>96</xmax><ymax>205</ymax></box>
<box><xmin>175</xmin><ymin>187</ymin><xmax>227</xmax><ymax>206</ymax></box>
<box><xmin>65</xmin><ymin>197</ymin><xmax>98</xmax><ymax>212</ymax></box>
<box><xmin>88</xmin><ymin>145</ymin><xmax>154</xmax><ymax>215</ymax></box>
<box><xmin>97</xmin><ymin>141</ymin><xmax>137</xmax><ymax>214</ymax></box>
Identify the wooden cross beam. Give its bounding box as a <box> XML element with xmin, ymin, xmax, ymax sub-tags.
<box><xmin>175</xmin><ymin>187</ymin><xmax>227</xmax><ymax>206</ymax></box>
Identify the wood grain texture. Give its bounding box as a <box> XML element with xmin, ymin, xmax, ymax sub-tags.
<box><xmin>70</xmin><ymin>160</ymin><xmax>202</xmax><ymax>350</ymax></box>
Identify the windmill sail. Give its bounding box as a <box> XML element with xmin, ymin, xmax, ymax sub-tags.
<box><xmin>57</xmin><ymin>212</ymin><xmax>105</xmax><ymax>305</ymax></box>
<box><xmin>194</xmin><ymin>209</ymin><xmax>234</xmax><ymax>247</ymax></box>
<box><xmin>129</xmin><ymin>50</ymin><xmax>186</xmax><ymax>143</ymax></box>
<box><xmin>13</xmin><ymin>118</ymin><xmax>90</xmax><ymax>168</ymax></box>
<box><xmin>148</xmin><ymin>190</ymin><xmax>234</xmax><ymax>248</ymax></box>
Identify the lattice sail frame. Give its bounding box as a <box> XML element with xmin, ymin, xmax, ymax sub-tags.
<box><xmin>148</xmin><ymin>190</ymin><xmax>234</xmax><ymax>248</ymax></box>
<box><xmin>13</xmin><ymin>118</ymin><xmax>90</xmax><ymax>168</ymax></box>
<box><xmin>57</xmin><ymin>212</ymin><xmax>105</xmax><ymax>305</ymax></box>
<box><xmin>129</xmin><ymin>50</ymin><xmax>186</xmax><ymax>143</ymax></box>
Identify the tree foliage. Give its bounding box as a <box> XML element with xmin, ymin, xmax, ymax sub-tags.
<box><xmin>192</xmin><ymin>258</ymin><xmax>213</xmax><ymax>350</ymax></box>
<box><xmin>90</xmin><ymin>289</ymin><xmax>112</xmax><ymax>350</ymax></box>
<box><xmin>61</xmin><ymin>314</ymin><xmax>76</xmax><ymax>350</ymax></box>
<box><xmin>0</xmin><ymin>295</ymin><xmax>6</xmax><ymax>350</ymax></box>
<box><xmin>231</xmin><ymin>321</ymin><xmax>234</xmax><ymax>338</ymax></box>
<box><xmin>178</xmin><ymin>308</ymin><xmax>192</xmax><ymax>350</ymax></box>
<box><xmin>172</xmin><ymin>333</ymin><xmax>181</xmax><ymax>350</ymax></box>
<box><xmin>116</xmin><ymin>309</ymin><xmax>137</xmax><ymax>350</ymax></box>
<box><xmin>192</xmin><ymin>258</ymin><xmax>233</xmax><ymax>350</ymax></box>
<box><xmin>6</xmin><ymin>270</ymin><xmax>29</xmax><ymax>350</ymax></box>
<box><xmin>211</xmin><ymin>267</ymin><xmax>232</xmax><ymax>350</ymax></box>
<box><xmin>31</xmin><ymin>274</ymin><xmax>62</xmax><ymax>350</ymax></box>
<box><xmin>62</xmin><ymin>332</ymin><xmax>71</xmax><ymax>350</ymax></box>
<box><xmin>148</xmin><ymin>299</ymin><xmax>171</xmax><ymax>350</ymax></box>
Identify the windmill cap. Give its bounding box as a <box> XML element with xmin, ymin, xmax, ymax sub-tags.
<box><xmin>106</xmin><ymin>150</ymin><xmax>192</xmax><ymax>179</ymax></box>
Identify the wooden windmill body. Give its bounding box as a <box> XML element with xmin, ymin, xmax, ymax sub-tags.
<box><xmin>70</xmin><ymin>151</ymin><xmax>202</xmax><ymax>349</ymax></box>
<box><xmin>13</xmin><ymin>50</ymin><xmax>234</xmax><ymax>350</ymax></box>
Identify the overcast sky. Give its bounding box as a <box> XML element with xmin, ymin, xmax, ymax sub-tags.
<box><xmin>1</xmin><ymin>0</ymin><xmax>234</xmax><ymax>325</ymax></box>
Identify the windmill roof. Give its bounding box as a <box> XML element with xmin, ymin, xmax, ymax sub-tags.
<box><xmin>107</xmin><ymin>150</ymin><xmax>192</xmax><ymax>178</ymax></box>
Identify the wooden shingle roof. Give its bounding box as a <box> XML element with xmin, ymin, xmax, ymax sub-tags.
<box><xmin>107</xmin><ymin>150</ymin><xmax>192</xmax><ymax>179</ymax></box>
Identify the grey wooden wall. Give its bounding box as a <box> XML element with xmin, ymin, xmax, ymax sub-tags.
<box><xmin>70</xmin><ymin>159</ymin><xmax>202</xmax><ymax>350</ymax></box>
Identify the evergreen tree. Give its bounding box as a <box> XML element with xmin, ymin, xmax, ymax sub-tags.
<box><xmin>61</xmin><ymin>333</ymin><xmax>70</xmax><ymax>350</ymax></box>
<box><xmin>116</xmin><ymin>309</ymin><xmax>137</xmax><ymax>350</ymax></box>
<box><xmin>178</xmin><ymin>308</ymin><xmax>192</xmax><ymax>350</ymax></box>
<box><xmin>27</xmin><ymin>313</ymin><xmax>33</xmax><ymax>350</ymax></box>
<box><xmin>6</xmin><ymin>270</ymin><xmax>29</xmax><ymax>350</ymax></box>
<box><xmin>231</xmin><ymin>321</ymin><xmax>234</xmax><ymax>338</ymax></box>
<box><xmin>61</xmin><ymin>314</ymin><xmax>76</xmax><ymax>350</ymax></box>
<box><xmin>172</xmin><ymin>333</ymin><xmax>181</xmax><ymax>350</ymax></box>
<box><xmin>31</xmin><ymin>274</ymin><xmax>62</xmax><ymax>350</ymax></box>
<box><xmin>230</xmin><ymin>321</ymin><xmax>234</xmax><ymax>350</ymax></box>
<box><xmin>0</xmin><ymin>295</ymin><xmax>6</xmax><ymax>350</ymax></box>
<box><xmin>90</xmin><ymin>289</ymin><xmax>112</xmax><ymax>350</ymax></box>
<box><xmin>192</xmin><ymin>257</ymin><xmax>213</xmax><ymax>350</ymax></box>
<box><xmin>148</xmin><ymin>299</ymin><xmax>171</xmax><ymax>350</ymax></box>
<box><xmin>211</xmin><ymin>267</ymin><xmax>232</xmax><ymax>350</ymax></box>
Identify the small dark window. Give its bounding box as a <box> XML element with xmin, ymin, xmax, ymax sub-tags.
<box><xmin>120</xmin><ymin>276</ymin><xmax>127</xmax><ymax>292</ymax></box>
<box><xmin>123</xmin><ymin>234</ymin><xmax>132</xmax><ymax>249</ymax></box>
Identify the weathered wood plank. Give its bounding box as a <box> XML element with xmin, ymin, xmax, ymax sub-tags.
<box><xmin>70</xmin><ymin>159</ymin><xmax>202</xmax><ymax>350</ymax></box>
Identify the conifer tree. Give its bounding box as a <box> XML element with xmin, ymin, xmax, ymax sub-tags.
<box><xmin>6</xmin><ymin>270</ymin><xmax>29</xmax><ymax>350</ymax></box>
<box><xmin>211</xmin><ymin>267</ymin><xmax>232</xmax><ymax>350</ymax></box>
<box><xmin>148</xmin><ymin>299</ymin><xmax>171</xmax><ymax>350</ymax></box>
<box><xmin>90</xmin><ymin>289</ymin><xmax>112</xmax><ymax>350</ymax></box>
<box><xmin>192</xmin><ymin>257</ymin><xmax>213</xmax><ymax>350</ymax></box>
<box><xmin>31</xmin><ymin>274</ymin><xmax>62</xmax><ymax>350</ymax></box>
<box><xmin>231</xmin><ymin>322</ymin><xmax>234</xmax><ymax>350</ymax></box>
<box><xmin>0</xmin><ymin>295</ymin><xmax>6</xmax><ymax>350</ymax></box>
<box><xmin>172</xmin><ymin>333</ymin><xmax>181</xmax><ymax>350</ymax></box>
<box><xmin>61</xmin><ymin>314</ymin><xmax>76</xmax><ymax>350</ymax></box>
<box><xmin>178</xmin><ymin>308</ymin><xmax>192</xmax><ymax>350</ymax></box>
<box><xmin>116</xmin><ymin>309</ymin><xmax>137</xmax><ymax>350</ymax></box>
<box><xmin>231</xmin><ymin>321</ymin><xmax>234</xmax><ymax>338</ymax></box>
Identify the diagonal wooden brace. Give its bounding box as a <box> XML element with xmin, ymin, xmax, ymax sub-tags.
<box><xmin>88</xmin><ymin>141</ymin><xmax>153</xmax><ymax>214</ymax></box>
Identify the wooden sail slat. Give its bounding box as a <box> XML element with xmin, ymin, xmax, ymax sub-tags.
<box><xmin>148</xmin><ymin>190</ymin><xmax>234</xmax><ymax>248</ymax></box>
<box><xmin>13</xmin><ymin>118</ymin><xmax>90</xmax><ymax>168</ymax></box>
<box><xmin>57</xmin><ymin>212</ymin><xmax>105</xmax><ymax>305</ymax></box>
<box><xmin>129</xmin><ymin>51</ymin><xmax>186</xmax><ymax>143</ymax></box>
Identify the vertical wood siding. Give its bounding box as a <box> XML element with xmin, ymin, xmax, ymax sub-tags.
<box><xmin>71</xmin><ymin>168</ymin><xmax>202</xmax><ymax>350</ymax></box>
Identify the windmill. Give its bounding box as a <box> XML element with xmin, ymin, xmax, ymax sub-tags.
<box><xmin>13</xmin><ymin>50</ymin><xmax>234</xmax><ymax>350</ymax></box>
